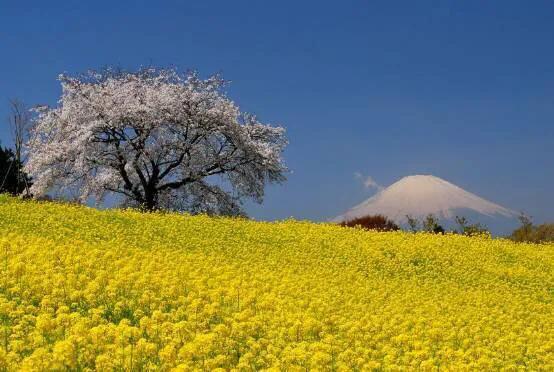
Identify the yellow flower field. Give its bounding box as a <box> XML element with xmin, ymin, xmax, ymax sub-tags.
<box><xmin>0</xmin><ymin>195</ymin><xmax>552</xmax><ymax>371</ymax></box>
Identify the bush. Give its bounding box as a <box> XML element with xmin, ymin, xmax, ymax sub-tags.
<box><xmin>534</xmin><ymin>223</ymin><xmax>554</xmax><ymax>242</ymax></box>
<box><xmin>340</xmin><ymin>215</ymin><xmax>400</xmax><ymax>232</ymax></box>
<box><xmin>455</xmin><ymin>216</ymin><xmax>489</xmax><ymax>236</ymax></box>
<box><xmin>405</xmin><ymin>214</ymin><xmax>419</xmax><ymax>232</ymax></box>
<box><xmin>510</xmin><ymin>214</ymin><xmax>554</xmax><ymax>243</ymax></box>
<box><xmin>422</xmin><ymin>214</ymin><xmax>445</xmax><ymax>234</ymax></box>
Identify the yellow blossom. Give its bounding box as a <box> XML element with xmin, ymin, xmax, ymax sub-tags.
<box><xmin>0</xmin><ymin>194</ymin><xmax>551</xmax><ymax>370</ymax></box>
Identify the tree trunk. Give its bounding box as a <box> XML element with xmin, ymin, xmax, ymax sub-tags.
<box><xmin>143</xmin><ymin>187</ymin><xmax>157</xmax><ymax>211</ymax></box>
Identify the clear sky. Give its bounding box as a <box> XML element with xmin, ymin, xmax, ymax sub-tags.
<box><xmin>1</xmin><ymin>1</ymin><xmax>553</xmax><ymax>223</ymax></box>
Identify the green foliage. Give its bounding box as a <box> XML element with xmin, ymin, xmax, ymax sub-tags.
<box><xmin>0</xmin><ymin>145</ymin><xmax>31</xmax><ymax>195</ymax></box>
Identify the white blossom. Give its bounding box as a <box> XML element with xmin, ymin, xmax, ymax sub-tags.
<box><xmin>25</xmin><ymin>67</ymin><xmax>287</xmax><ymax>213</ymax></box>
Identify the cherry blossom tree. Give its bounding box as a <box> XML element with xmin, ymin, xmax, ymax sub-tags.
<box><xmin>25</xmin><ymin>68</ymin><xmax>287</xmax><ymax>214</ymax></box>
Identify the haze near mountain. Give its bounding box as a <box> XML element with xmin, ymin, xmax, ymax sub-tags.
<box><xmin>334</xmin><ymin>175</ymin><xmax>516</xmax><ymax>224</ymax></box>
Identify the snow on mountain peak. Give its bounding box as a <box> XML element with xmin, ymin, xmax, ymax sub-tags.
<box><xmin>333</xmin><ymin>175</ymin><xmax>515</xmax><ymax>223</ymax></box>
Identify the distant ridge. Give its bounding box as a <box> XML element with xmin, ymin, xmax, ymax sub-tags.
<box><xmin>334</xmin><ymin>175</ymin><xmax>516</xmax><ymax>223</ymax></box>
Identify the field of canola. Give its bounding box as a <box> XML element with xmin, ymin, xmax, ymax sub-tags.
<box><xmin>0</xmin><ymin>195</ymin><xmax>552</xmax><ymax>371</ymax></box>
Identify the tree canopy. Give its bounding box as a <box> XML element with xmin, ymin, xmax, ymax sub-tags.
<box><xmin>25</xmin><ymin>68</ymin><xmax>287</xmax><ymax>214</ymax></box>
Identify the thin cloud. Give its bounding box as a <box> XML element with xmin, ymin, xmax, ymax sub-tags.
<box><xmin>354</xmin><ymin>172</ymin><xmax>383</xmax><ymax>190</ymax></box>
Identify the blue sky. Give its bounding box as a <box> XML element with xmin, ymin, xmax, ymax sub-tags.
<box><xmin>1</xmin><ymin>1</ymin><xmax>553</xmax><ymax>223</ymax></box>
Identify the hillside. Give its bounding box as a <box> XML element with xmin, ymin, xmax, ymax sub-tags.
<box><xmin>0</xmin><ymin>195</ymin><xmax>552</xmax><ymax>370</ymax></box>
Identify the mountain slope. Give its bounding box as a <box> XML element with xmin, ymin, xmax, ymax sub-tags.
<box><xmin>334</xmin><ymin>175</ymin><xmax>516</xmax><ymax>224</ymax></box>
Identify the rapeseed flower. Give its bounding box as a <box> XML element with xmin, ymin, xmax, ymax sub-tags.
<box><xmin>0</xmin><ymin>195</ymin><xmax>552</xmax><ymax>370</ymax></box>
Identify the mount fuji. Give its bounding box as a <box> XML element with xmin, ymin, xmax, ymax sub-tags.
<box><xmin>333</xmin><ymin>175</ymin><xmax>518</xmax><ymax>233</ymax></box>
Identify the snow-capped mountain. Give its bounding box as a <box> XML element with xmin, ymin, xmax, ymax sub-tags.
<box><xmin>333</xmin><ymin>175</ymin><xmax>517</xmax><ymax>229</ymax></box>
